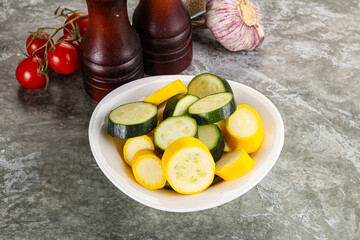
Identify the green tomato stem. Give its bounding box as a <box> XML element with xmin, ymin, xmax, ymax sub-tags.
<box><xmin>30</xmin><ymin>10</ymin><xmax>88</xmax><ymax>81</ymax></box>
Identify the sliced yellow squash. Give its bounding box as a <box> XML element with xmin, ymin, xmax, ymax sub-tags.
<box><xmin>143</xmin><ymin>80</ymin><xmax>188</xmax><ymax>106</ymax></box>
<box><xmin>224</xmin><ymin>104</ymin><xmax>264</xmax><ymax>153</ymax></box>
<box><xmin>162</xmin><ymin>137</ymin><xmax>215</xmax><ymax>194</ymax></box>
<box><xmin>123</xmin><ymin>135</ymin><xmax>155</xmax><ymax>166</ymax></box>
<box><xmin>132</xmin><ymin>149</ymin><xmax>166</xmax><ymax>190</ymax></box>
<box><xmin>215</xmin><ymin>148</ymin><xmax>255</xmax><ymax>180</ymax></box>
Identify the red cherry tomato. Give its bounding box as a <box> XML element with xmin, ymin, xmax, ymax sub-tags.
<box><xmin>58</xmin><ymin>34</ymin><xmax>81</xmax><ymax>53</ymax></box>
<box><xmin>26</xmin><ymin>32</ymin><xmax>52</xmax><ymax>58</ymax></box>
<box><xmin>47</xmin><ymin>42</ymin><xmax>80</xmax><ymax>75</ymax></box>
<box><xmin>16</xmin><ymin>57</ymin><xmax>49</xmax><ymax>89</ymax></box>
<box><xmin>63</xmin><ymin>12</ymin><xmax>88</xmax><ymax>36</ymax></box>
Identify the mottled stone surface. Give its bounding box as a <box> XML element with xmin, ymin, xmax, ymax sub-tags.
<box><xmin>1</xmin><ymin>0</ymin><xmax>359</xmax><ymax>239</ymax></box>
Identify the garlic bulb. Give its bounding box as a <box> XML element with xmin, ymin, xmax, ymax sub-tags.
<box><xmin>206</xmin><ymin>0</ymin><xmax>265</xmax><ymax>51</ymax></box>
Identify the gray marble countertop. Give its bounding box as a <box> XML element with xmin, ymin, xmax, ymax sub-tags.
<box><xmin>1</xmin><ymin>0</ymin><xmax>359</xmax><ymax>239</ymax></box>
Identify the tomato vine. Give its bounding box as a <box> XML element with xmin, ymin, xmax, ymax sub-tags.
<box><xmin>17</xmin><ymin>7</ymin><xmax>88</xmax><ymax>89</ymax></box>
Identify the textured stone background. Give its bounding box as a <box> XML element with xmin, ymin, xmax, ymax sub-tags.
<box><xmin>1</xmin><ymin>0</ymin><xmax>359</xmax><ymax>239</ymax></box>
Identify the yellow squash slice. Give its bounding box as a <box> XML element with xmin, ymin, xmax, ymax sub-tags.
<box><xmin>132</xmin><ymin>149</ymin><xmax>166</xmax><ymax>190</ymax></box>
<box><xmin>224</xmin><ymin>104</ymin><xmax>264</xmax><ymax>153</ymax></box>
<box><xmin>123</xmin><ymin>135</ymin><xmax>155</xmax><ymax>166</ymax></box>
<box><xmin>215</xmin><ymin>148</ymin><xmax>255</xmax><ymax>180</ymax></box>
<box><xmin>162</xmin><ymin>137</ymin><xmax>215</xmax><ymax>194</ymax></box>
<box><xmin>144</xmin><ymin>80</ymin><xmax>188</xmax><ymax>106</ymax></box>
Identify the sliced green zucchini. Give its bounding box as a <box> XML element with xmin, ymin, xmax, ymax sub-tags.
<box><xmin>188</xmin><ymin>73</ymin><xmax>233</xmax><ymax>98</ymax></box>
<box><xmin>154</xmin><ymin>115</ymin><xmax>198</xmax><ymax>153</ymax></box>
<box><xmin>188</xmin><ymin>92</ymin><xmax>236</xmax><ymax>125</ymax></box>
<box><xmin>198</xmin><ymin>124</ymin><xmax>225</xmax><ymax>162</ymax></box>
<box><xmin>163</xmin><ymin>94</ymin><xmax>199</xmax><ymax>120</ymax></box>
<box><xmin>214</xmin><ymin>120</ymin><xmax>232</xmax><ymax>152</ymax></box>
<box><xmin>108</xmin><ymin>102</ymin><xmax>157</xmax><ymax>139</ymax></box>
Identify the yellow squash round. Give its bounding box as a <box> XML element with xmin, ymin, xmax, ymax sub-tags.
<box><xmin>224</xmin><ymin>104</ymin><xmax>264</xmax><ymax>153</ymax></box>
<box><xmin>162</xmin><ymin>137</ymin><xmax>215</xmax><ymax>194</ymax></box>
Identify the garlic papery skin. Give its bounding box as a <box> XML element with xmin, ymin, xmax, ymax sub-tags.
<box><xmin>205</xmin><ymin>0</ymin><xmax>265</xmax><ymax>51</ymax></box>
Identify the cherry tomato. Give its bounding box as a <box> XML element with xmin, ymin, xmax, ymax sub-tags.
<box><xmin>26</xmin><ymin>32</ymin><xmax>52</xmax><ymax>58</ymax></box>
<box><xmin>63</xmin><ymin>12</ymin><xmax>88</xmax><ymax>36</ymax></box>
<box><xmin>16</xmin><ymin>57</ymin><xmax>49</xmax><ymax>89</ymax></box>
<box><xmin>47</xmin><ymin>42</ymin><xmax>80</xmax><ymax>75</ymax></box>
<box><xmin>58</xmin><ymin>34</ymin><xmax>81</xmax><ymax>53</ymax></box>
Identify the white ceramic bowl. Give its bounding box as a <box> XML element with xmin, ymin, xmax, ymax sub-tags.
<box><xmin>88</xmin><ymin>75</ymin><xmax>284</xmax><ymax>212</ymax></box>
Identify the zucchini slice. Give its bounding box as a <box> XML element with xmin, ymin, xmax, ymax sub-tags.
<box><xmin>163</xmin><ymin>94</ymin><xmax>199</xmax><ymax>120</ymax></box>
<box><xmin>188</xmin><ymin>73</ymin><xmax>233</xmax><ymax>98</ymax></box>
<box><xmin>108</xmin><ymin>102</ymin><xmax>158</xmax><ymax>139</ymax></box>
<box><xmin>198</xmin><ymin>124</ymin><xmax>225</xmax><ymax>162</ymax></box>
<box><xmin>154</xmin><ymin>115</ymin><xmax>198</xmax><ymax>153</ymax></box>
<box><xmin>156</xmin><ymin>100</ymin><xmax>168</xmax><ymax>123</ymax></box>
<box><xmin>188</xmin><ymin>92</ymin><xmax>236</xmax><ymax>125</ymax></box>
<box><xmin>214</xmin><ymin>120</ymin><xmax>232</xmax><ymax>152</ymax></box>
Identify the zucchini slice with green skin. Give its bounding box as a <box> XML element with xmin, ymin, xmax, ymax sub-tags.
<box><xmin>198</xmin><ymin>124</ymin><xmax>225</xmax><ymax>162</ymax></box>
<box><xmin>108</xmin><ymin>102</ymin><xmax>158</xmax><ymax>139</ymax></box>
<box><xmin>188</xmin><ymin>73</ymin><xmax>233</xmax><ymax>98</ymax></box>
<box><xmin>163</xmin><ymin>94</ymin><xmax>199</xmax><ymax>120</ymax></box>
<box><xmin>154</xmin><ymin>115</ymin><xmax>198</xmax><ymax>153</ymax></box>
<box><xmin>188</xmin><ymin>92</ymin><xmax>236</xmax><ymax>125</ymax></box>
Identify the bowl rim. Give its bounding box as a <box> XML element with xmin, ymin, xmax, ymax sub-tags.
<box><xmin>88</xmin><ymin>75</ymin><xmax>285</xmax><ymax>212</ymax></box>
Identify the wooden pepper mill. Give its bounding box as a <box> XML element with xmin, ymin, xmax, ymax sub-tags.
<box><xmin>81</xmin><ymin>0</ymin><xmax>144</xmax><ymax>101</ymax></box>
<box><xmin>132</xmin><ymin>0</ymin><xmax>193</xmax><ymax>75</ymax></box>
